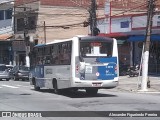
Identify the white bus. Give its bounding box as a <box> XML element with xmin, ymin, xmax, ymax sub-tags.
<box><xmin>29</xmin><ymin>36</ymin><xmax>119</xmax><ymax>95</ymax></box>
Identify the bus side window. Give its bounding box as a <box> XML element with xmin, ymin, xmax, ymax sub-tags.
<box><xmin>51</xmin><ymin>44</ymin><xmax>59</xmax><ymax>65</ymax></box>
<box><xmin>45</xmin><ymin>56</ymin><xmax>51</xmax><ymax>64</ymax></box>
<box><xmin>58</xmin><ymin>51</ymin><xmax>62</xmax><ymax>63</ymax></box>
<box><xmin>63</xmin><ymin>49</ymin><xmax>70</xmax><ymax>64</ymax></box>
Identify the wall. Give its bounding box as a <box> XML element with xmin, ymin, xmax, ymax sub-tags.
<box><xmin>97</xmin><ymin>14</ymin><xmax>160</xmax><ymax>34</ymax></box>
<box><xmin>40</xmin><ymin>0</ymin><xmax>105</xmax><ymax>8</ymax></box>
<box><xmin>0</xmin><ymin>4</ymin><xmax>13</xmax><ymax>35</ymax></box>
<box><xmin>36</xmin><ymin>5</ymin><xmax>89</xmax><ymax>43</ymax></box>
<box><xmin>132</xmin><ymin>15</ymin><xmax>160</xmax><ymax>30</ymax></box>
<box><xmin>97</xmin><ymin>18</ymin><xmax>109</xmax><ymax>33</ymax></box>
<box><xmin>111</xmin><ymin>17</ymin><xmax>131</xmax><ymax>33</ymax></box>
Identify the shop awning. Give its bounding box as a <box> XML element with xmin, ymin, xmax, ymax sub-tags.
<box><xmin>128</xmin><ymin>35</ymin><xmax>160</xmax><ymax>42</ymax></box>
<box><xmin>99</xmin><ymin>33</ymin><xmax>127</xmax><ymax>37</ymax></box>
<box><xmin>0</xmin><ymin>34</ymin><xmax>13</xmax><ymax>41</ymax></box>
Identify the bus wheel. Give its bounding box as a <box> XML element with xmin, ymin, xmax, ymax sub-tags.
<box><xmin>53</xmin><ymin>80</ymin><xmax>59</xmax><ymax>94</ymax></box>
<box><xmin>86</xmin><ymin>88</ymin><xmax>98</xmax><ymax>95</ymax></box>
<box><xmin>33</xmin><ymin>79</ymin><xmax>40</xmax><ymax>91</ymax></box>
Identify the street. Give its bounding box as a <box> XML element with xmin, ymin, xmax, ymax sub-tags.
<box><xmin>1</xmin><ymin>0</ymin><xmax>160</xmax><ymax>120</ymax></box>
<box><xmin>0</xmin><ymin>79</ymin><xmax>160</xmax><ymax>120</ymax></box>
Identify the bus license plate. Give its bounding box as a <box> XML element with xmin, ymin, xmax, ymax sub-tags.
<box><xmin>92</xmin><ymin>83</ymin><xmax>102</xmax><ymax>87</ymax></box>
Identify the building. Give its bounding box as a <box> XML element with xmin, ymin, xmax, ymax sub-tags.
<box><xmin>14</xmin><ymin>0</ymin><xmax>105</xmax><ymax>42</ymax></box>
<box><xmin>13</xmin><ymin>0</ymin><xmax>105</xmax><ymax>65</ymax></box>
<box><xmin>14</xmin><ymin>0</ymin><xmax>160</xmax><ymax>74</ymax></box>
<box><xmin>97</xmin><ymin>0</ymin><xmax>160</xmax><ymax>74</ymax></box>
<box><xmin>0</xmin><ymin>0</ymin><xmax>14</xmax><ymax>65</ymax></box>
<box><xmin>14</xmin><ymin>0</ymin><xmax>39</xmax><ymax>65</ymax></box>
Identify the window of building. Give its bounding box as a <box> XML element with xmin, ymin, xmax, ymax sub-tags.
<box><xmin>120</xmin><ymin>21</ymin><xmax>129</xmax><ymax>28</ymax></box>
<box><xmin>0</xmin><ymin>10</ymin><xmax>4</xmax><ymax>20</ymax></box>
<box><xmin>17</xmin><ymin>18</ymin><xmax>24</xmax><ymax>31</ymax></box>
<box><xmin>28</xmin><ymin>16</ymin><xmax>36</xmax><ymax>30</ymax></box>
<box><xmin>157</xmin><ymin>21</ymin><xmax>160</xmax><ymax>26</ymax></box>
<box><xmin>5</xmin><ymin>9</ymin><xmax>12</xmax><ymax>19</ymax></box>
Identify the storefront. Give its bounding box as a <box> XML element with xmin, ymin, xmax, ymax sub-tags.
<box><xmin>12</xmin><ymin>40</ymin><xmax>26</xmax><ymax>66</ymax></box>
<box><xmin>128</xmin><ymin>35</ymin><xmax>160</xmax><ymax>75</ymax></box>
<box><xmin>0</xmin><ymin>34</ymin><xmax>13</xmax><ymax>65</ymax></box>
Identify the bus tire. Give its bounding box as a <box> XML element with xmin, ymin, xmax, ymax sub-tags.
<box><xmin>33</xmin><ymin>78</ymin><xmax>40</xmax><ymax>91</ymax></box>
<box><xmin>86</xmin><ymin>88</ymin><xmax>98</xmax><ymax>95</ymax></box>
<box><xmin>53</xmin><ymin>79</ymin><xmax>59</xmax><ymax>94</ymax></box>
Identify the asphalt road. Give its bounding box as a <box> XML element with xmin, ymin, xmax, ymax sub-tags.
<box><xmin>0</xmin><ymin>79</ymin><xmax>160</xmax><ymax>120</ymax></box>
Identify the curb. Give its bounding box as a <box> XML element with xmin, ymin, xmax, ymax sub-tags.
<box><xmin>115</xmin><ymin>87</ymin><xmax>160</xmax><ymax>93</ymax></box>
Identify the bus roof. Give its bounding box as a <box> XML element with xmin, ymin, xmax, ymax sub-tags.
<box><xmin>80</xmin><ymin>36</ymin><xmax>113</xmax><ymax>42</ymax></box>
<box><xmin>34</xmin><ymin>36</ymin><xmax>114</xmax><ymax>47</ymax></box>
<box><xmin>46</xmin><ymin>39</ymin><xmax>72</xmax><ymax>45</ymax></box>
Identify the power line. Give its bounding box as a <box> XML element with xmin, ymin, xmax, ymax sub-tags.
<box><xmin>37</xmin><ymin>22</ymin><xmax>84</xmax><ymax>28</ymax></box>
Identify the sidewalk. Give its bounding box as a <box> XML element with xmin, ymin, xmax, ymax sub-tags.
<box><xmin>115</xmin><ymin>75</ymin><xmax>160</xmax><ymax>93</ymax></box>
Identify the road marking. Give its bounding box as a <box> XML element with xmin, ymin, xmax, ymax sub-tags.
<box><xmin>1</xmin><ymin>85</ymin><xmax>19</xmax><ymax>88</ymax></box>
<box><xmin>17</xmin><ymin>85</ymin><xmax>30</xmax><ymax>87</ymax></box>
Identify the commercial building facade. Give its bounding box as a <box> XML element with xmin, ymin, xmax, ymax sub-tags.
<box><xmin>0</xmin><ymin>0</ymin><xmax>14</xmax><ymax>65</ymax></box>
<box><xmin>14</xmin><ymin>0</ymin><xmax>104</xmax><ymax>65</ymax></box>
<box><xmin>12</xmin><ymin>0</ymin><xmax>160</xmax><ymax>74</ymax></box>
<box><xmin>97</xmin><ymin>0</ymin><xmax>160</xmax><ymax>74</ymax></box>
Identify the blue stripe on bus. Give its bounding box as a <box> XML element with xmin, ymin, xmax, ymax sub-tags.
<box><xmin>35</xmin><ymin>65</ymin><xmax>44</xmax><ymax>78</ymax></box>
<box><xmin>97</xmin><ymin>57</ymin><xmax>117</xmax><ymax>80</ymax></box>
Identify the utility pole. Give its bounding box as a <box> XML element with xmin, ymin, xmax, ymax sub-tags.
<box><xmin>140</xmin><ymin>0</ymin><xmax>156</xmax><ymax>91</ymax></box>
<box><xmin>90</xmin><ymin>0</ymin><xmax>99</xmax><ymax>36</ymax></box>
<box><xmin>24</xmin><ymin>7</ymin><xmax>30</xmax><ymax>67</ymax></box>
<box><xmin>43</xmin><ymin>21</ymin><xmax>46</xmax><ymax>43</ymax></box>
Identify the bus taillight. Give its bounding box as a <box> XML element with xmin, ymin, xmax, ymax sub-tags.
<box><xmin>115</xmin><ymin>65</ymin><xmax>118</xmax><ymax>73</ymax></box>
<box><xmin>76</xmin><ymin>65</ymin><xmax>79</xmax><ymax>73</ymax></box>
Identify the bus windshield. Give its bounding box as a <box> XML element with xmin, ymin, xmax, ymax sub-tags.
<box><xmin>80</xmin><ymin>41</ymin><xmax>113</xmax><ymax>57</ymax></box>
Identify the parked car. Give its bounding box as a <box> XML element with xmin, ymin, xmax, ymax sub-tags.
<box><xmin>10</xmin><ymin>66</ymin><xmax>30</xmax><ymax>81</ymax></box>
<box><xmin>0</xmin><ymin>64</ymin><xmax>13</xmax><ymax>81</ymax></box>
<box><xmin>6</xmin><ymin>65</ymin><xmax>13</xmax><ymax>70</ymax></box>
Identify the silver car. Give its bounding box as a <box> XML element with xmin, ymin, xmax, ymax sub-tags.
<box><xmin>0</xmin><ymin>64</ymin><xmax>12</xmax><ymax>81</ymax></box>
<box><xmin>10</xmin><ymin>66</ymin><xmax>30</xmax><ymax>81</ymax></box>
